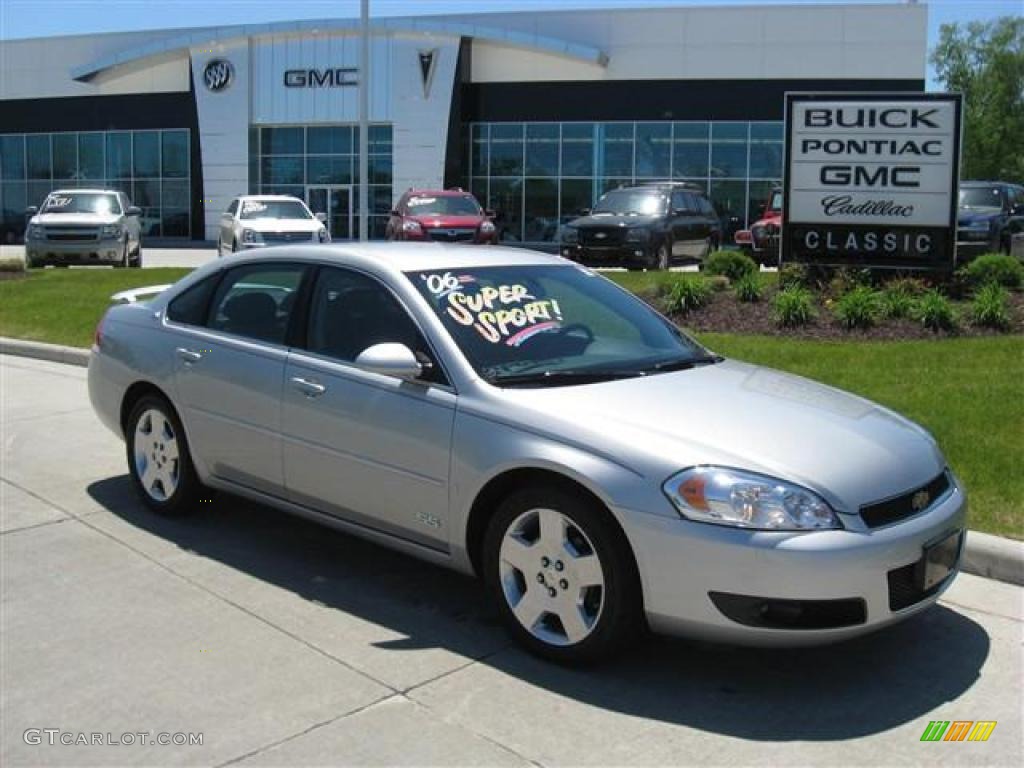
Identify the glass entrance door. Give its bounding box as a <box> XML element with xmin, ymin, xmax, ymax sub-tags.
<box><xmin>306</xmin><ymin>186</ymin><xmax>352</xmax><ymax>240</ymax></box>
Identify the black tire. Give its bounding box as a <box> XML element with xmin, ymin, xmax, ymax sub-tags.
<box><xmin>131</xmin><ymin>245</ymin><xmax>143</xmax><ymax>268</ymax></box>
<box><xmin>483</xmin><ymin>485</ymin><xmax>643</xmax><ymax>664</ymax></box>
<box><xmin>113</xmin><ymin>237</ymin><xmax>129</xmax><ymax>268</ymax></box>
<box><xmin>231</xmin><ymin>238</ymin><xmax>239</xmax><ymax>253</ymax></box>
<box><xmin>125</xmin><ymin>394</ymin><xmax>202</xmax><ymax>516</ymax></box>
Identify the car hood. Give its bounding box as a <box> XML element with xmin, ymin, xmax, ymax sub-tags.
<box><xmin>241</xmin><ymin>218</ymin><xmax>323</xmax><ymax>232</ymax></box>
<box><xmin>32</xmin><ymin>212</ymin><xmax>120</xmax><ymax>226</ymax></box>
<box><xmin>496</xmin><ymin>360</ymin><xmax>944</xmax><ymax>513</ymax></box>
<box><xmin>408</xmin><ymin>215</ymin><xmax>484</xmax><ymax>228</ymax></box>
<box><xmin>569</xmin><ymin>214</ymin><xmax>660</xmax><ymax>229</ymax></box>
<box><xmin>957</xmin><ymin>209</ymin><xmax>999</xmax><ymax>226</ymax></box>
<box><xmin>753</xmin><ymin>212</ymin><xmax>782</xmax><ymax>227</ymax></box>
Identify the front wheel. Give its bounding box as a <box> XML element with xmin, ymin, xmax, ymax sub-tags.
<box><xmin>126</xmin><ymin>395</ymin><xmax>201</xmax><ymax>515</ymax></box>
<box><xmin>131</xmin><ymin>244</ymin><xmax>143</xmax><ymax>268</ymax></box>
<box><xmin>483</xmin><ymin>486</ymin><xmax>642</xmax><ymax>663</ymax></box>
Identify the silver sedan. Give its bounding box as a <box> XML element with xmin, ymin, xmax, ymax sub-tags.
<box><xmin>88</xmin><ymin>244</ymin><xmax>966</xmax><ymax>662</ymax></box>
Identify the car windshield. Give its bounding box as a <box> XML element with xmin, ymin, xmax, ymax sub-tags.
<box><xmin>593</xmin><ymin>189</ymin><xmax>666</xmax><ymax>216</ymax></box>
<box><xmin>41</xmin><ymin>192</ymin><xmax>120</xmax><ymax>215</ymax></box>
<box><xmin>407</xmin><ymin>264</ymin><xmax>715</xmax><ymax>387</ymax></box>
<box><xmin>405</xmin><ymin>195</ymin><xmax>481</xmax><ymax>216</ymax></box>
<box><xmin>239</xmin><ymin>200</ymin><xmax>313</xmax><ymax>220</ymax></box>
<box><xmin>958</xmin><ymin>187</ymin><xmax>1002</xmax><ymax>210</ymax></box>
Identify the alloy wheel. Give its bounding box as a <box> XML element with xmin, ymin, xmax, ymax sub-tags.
<box><xmin>498</xmin><ymin>507</ymin><xmax>606</xmax><ymax>646</ymax></box>
<box><xmin>132</xmin><ymin>408</ymin><xmax>180</xmax><ymax>501</ymax></box>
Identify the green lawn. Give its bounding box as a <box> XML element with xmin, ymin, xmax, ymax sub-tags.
<box><xmin>0</xmin><ymin>268</ymin><xmax>191</xmax><ymax>347</ymax></box>
<box><xmin>1</xmin><ymin>268</ymin><xmax>1021</xmax><ymax>538</ymax></box>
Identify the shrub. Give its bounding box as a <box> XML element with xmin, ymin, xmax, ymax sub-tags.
<box><xmin>707</xmin><ymin>275</ymin><xmax>731</xmax><ymax>292</ymax></box>
<box><xmin>663</xmin><ymin>276</ymin><xmax>712</xmax><ymax>315</ymax></box>
<box><xmin>734</xmin><ymin>272</ymin><xmax>763</xmax><ymax>303</ymax></box>
<box><xmin>880</xmin><ymin>284</ymin><xmax>917</xmax><ymax>320</ymax></box>
<box><xmin>773</xmin><ymin>286</ymin><xmax>816</xmax><ymax>327</ymax></box>
<box><xmin>833</xmin><ymin>286</ymin><xmax>880</xmax><ymax>329</ymax></box>
<box><xmin>916</xmin><ymin>290</ymin><xmax>958</xmax><ymax>332</ymax></box>
<box><xmin>704</xmin><ymin>250</ymin><xmax>758</xmax><ymax>282</ymax></box>
<box><xmin>778</xmin><ymin>263</ymin><xmax>809</xmax><ymax>290</ymax></box>
<box><xmin>883</xmin><ymin>276</ymin><xmax>928</xmax><ymax>296</ymax></box>
<box><xmin>960</xmin><ymin>253</ymin><xmax>1024</xmax><ymax>290</ymax></box>
<box><xmin>827</xmin><ymin>267</ymin><xmax>874</xmax><ymax>298</ymax></box>
<box><xmin>0</xmin><ymin>257</ymin><xmax>26</xmax><ymax>273</ymax></box>
<box><xmin>971</xmin><ymin>282</ymin><xmax>1012</xmax><ymax>330</ymax></box>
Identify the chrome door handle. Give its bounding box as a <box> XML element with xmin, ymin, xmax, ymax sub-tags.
<box><xmin>176</xmin><ymin>347</ymin><xmax>203</xmax><ymax>363</ymax></box>
<box><xmin>291</xmin><ymin>376</ymin><xmax>326</xmax><ymax>397</ymax></box>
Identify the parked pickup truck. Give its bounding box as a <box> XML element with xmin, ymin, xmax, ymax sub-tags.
<box><xmin>25</xmin><ymin>189</ymin><xmax>143</xmax><ymax>268</ymax></box>
<box><xmin>734</xmin><ymin>187</ymin><xmax>781</xmax><ymax>266</ymax></box>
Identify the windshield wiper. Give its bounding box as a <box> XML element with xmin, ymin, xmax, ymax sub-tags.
<box><xmin>485</xmin><ymin>369</ymin><xmax>642</xmax><ymax>388</ymax></box>
<box><xmin>645</xmin><ymin>354</ymin><xmax>723</xmax><ymax>373</ymax></box>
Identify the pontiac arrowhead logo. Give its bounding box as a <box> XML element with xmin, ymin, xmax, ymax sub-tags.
<box><xmin>203</xmin><ymin>59</ymin><xmax>234</xmax><ymax>92</ymax></box>
<box><xmin>418</xmin><ymin>48</ymin><xmax>438</xmax><ymax>98</ymax></box>
<box><xmin>911</xmin><ymin>490</ymin><xmax>931</xmax><ymax>512</ymax></box>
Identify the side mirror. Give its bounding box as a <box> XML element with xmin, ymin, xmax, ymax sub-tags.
<box><xmin>25</xmin><ymin>206</ymin><xmax>38</xmax><ymax>215</ymax></box>
<box><xmin>484</xmin><ymin>208</ymin><xmax>496</xmax><ymax>218</ymax></box>
<box><xmin>314</xmin><ymin>211</ymin><xmax>327</xmax><ymax>222</ymax></box>
<box><xmin>354</xmin><ymin>343</ymin><xmax>423</xmax><ymax>380</ymax></box>
<box><xmin>126</xmin><ymin>206</ymin><xmax>142</xmax><ymax>217</ymax></box>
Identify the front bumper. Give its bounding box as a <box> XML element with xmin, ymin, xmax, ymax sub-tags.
<box><xmin>560</xmin><ymin>243</ymin><xmax>652</xmax><ymax>266</ymax></box>
<box><xmin>955</xmin><ymin>237</ymin><xmax>997</xmax><ymax>261</ymax></box>
<box><xmin>27</xmin><ymin>238</ymin><xmax>123</xmax><ymax>265</ymax></box>
<box><xmin>618</xmin><ymin>482</ymin><xmax>966</xmax><ymax>646</ymax></box>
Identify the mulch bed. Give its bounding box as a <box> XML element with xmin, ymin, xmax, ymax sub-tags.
<box><xmin>668</xmin><ymin>287</ymin><xmax>1024</xmax><ymax>340</ymax></box>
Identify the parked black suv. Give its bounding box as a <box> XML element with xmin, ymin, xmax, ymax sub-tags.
<box><xmin>957</xmin><ymin>181</ymin><xmax>1024</xmax><ymax>261</ymax></box>
<box><xmin>560</xmin><ymin>182</ymin><xmax>721</xmax><ymax>270</ymax></box>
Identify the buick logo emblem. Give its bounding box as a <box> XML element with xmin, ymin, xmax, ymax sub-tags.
<box><xmin>203</xmin><ymin>59</ymin><xmax>234</xmax><ymax>92</ymax></box>
<box><xmin>911</xmin><ymin>490</ymin><xmax>931</xmax><ymax>512</ymax></box>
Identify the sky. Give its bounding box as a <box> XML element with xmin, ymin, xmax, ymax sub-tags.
<box><xmin>0</xmin><ymin>0</ymin><xmax>1019</xmax><ymax>87</ymax></box>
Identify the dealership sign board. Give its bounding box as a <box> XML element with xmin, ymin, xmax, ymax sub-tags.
<box><xmin>783</xmin><ymin>93</ymin><xmax>962</xmax><ymax>270</ymax></box>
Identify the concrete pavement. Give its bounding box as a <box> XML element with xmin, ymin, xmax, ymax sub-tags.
<box><xmin>1</xmin><ymin>244</ymin><xmax>217</xmax><ymax>269</ymax></box>
<box><xmin>1</xmin><ymin>354</ymin><xmax>1021</xmax><ymax>767</ymax></box>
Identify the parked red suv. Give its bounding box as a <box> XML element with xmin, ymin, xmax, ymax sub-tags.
<box><xmin>386</xmin><ymin>188</ymin><xmax>498</xmax><ymax>244</ymax></box>
<box><xmin>735</xmin><ymin>187</ymin><xmax>782</xmax><ymax>265</ymax></box>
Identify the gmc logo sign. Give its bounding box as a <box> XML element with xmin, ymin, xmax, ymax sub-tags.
<box><xmin>283</xmin><ymin>67</ymin><xmax>358</xmax><ymax>88</ymax></box>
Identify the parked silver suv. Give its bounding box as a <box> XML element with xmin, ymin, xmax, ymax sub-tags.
<box><xmin>25</xmin><ymin>189</ymin><xmax>143</xmax><ymax>268</ymax></box>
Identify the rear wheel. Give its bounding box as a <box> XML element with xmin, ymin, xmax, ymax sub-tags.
<box><xmin>484</xmin><ymin>486</ymin><xmax>642</xmax><ymax>663</ymax></box>
<box><xmin>126</xmin><ymin>395</ymin><xmax>201</xmax><ymax>516</ymax></box>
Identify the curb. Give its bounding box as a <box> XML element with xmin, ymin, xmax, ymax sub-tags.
<box><xmin>0</xmin><ymin>337</ymin><xmax>90</xmax><ymax>368</ymax></box>
<box><xmin>962</xmin><ymin>530</ymin><xmax>1024</xmax><ymax>587</ymax></box>
<box><xmin>0</xmin><ymin>336</ymin><xmax>1021</xmax><ymax>586</ymax></box>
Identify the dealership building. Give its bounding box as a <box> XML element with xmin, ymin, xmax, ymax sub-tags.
<box><xmin>0</xmin><ymin>2</ymin><xmax>928</xmax><ymax>245</ymax></box>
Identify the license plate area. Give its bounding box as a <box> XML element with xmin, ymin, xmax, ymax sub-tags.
<box><xmin>916</xmin><ymin>530</ymin><xmax>962</xmax><ymax>591</ymax></box>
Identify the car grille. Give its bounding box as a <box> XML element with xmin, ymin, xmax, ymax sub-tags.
<box><xmin>45</xmin><ymin>227</ymin><xmax>100</xmax><ymax>241</ymax></box>
<box><xmin>580</xmin><ymin>227</ymin><xmax>625</xmax><ymax>246</ymax></box>
<box><xmin>860</xmin><ymin>471</ymin><xmax>951</xmax><ymax>529</ymax></box>
<box><xmin>261</xmin><ymin>231</ymin><xmax>313</xmax><ymax>244</ymax></box>
<box><xmin>426</xmin><ymin>228</ymin><xmax>477</xmax><ymax>243</ymax></box>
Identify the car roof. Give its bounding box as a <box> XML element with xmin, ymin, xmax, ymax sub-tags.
<box><xmin>238</xmin><ymin>194</ymin><xmax>304</xmax><ymax>201</ymax></box>
<box><xmin>960</xmin><ymin>181</ymin><xmax>1014</xmax><ymax>187</ymax></box>
<box><xmin>214</xmin><ymin>242</ymin><xmax>565</xmax><ymax>273</ymax></box>
<box><xmin>403</xmin><ymin>189</ymin><xmax>476</xmax><ymax>198</ymax></box>
<box><xmin>49</xmin><ymin>188</ymin><xmax>119</xmax><ymax>195</ymax></box>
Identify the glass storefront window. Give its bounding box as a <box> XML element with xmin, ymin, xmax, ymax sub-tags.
<box><xmin>161</xmin><ymin>131</ymin><xmax>188</xmax><ymax>178</ymax></box>
<box><xmin>561</xmin><ymin>123</ymin><xmax>594</xmax><ymax>177</ymax></box>
<box><xmin>524</xmin><ymin>177</ymin><xmax>558</xmax><ymax>242</ymax></box>
<box><xmin>489</xmin><ymin>124</ymin><xmax>524</xmax><ymax>177</ymax></box>
<box><xmin>1</xmin><ymin>135</ymin><xmax>26</xmax><ymax>180</ymax></box>
<box><xmin>26</xmin><ymin>135</ymin><xmax>51</xmax><ymax>180</ymax></box>
<box><xmin>52</xmin><ymin>134</ymin><xmax>77</xmax><ymax>179</ymax></box>
<box><xmin>710</xmin><ymin>122</ymin><xmax>748</xmax><ymax>179</ymax></box>
<box><xmin>105</xmin><ymin>132</ymin><xmax>132</xmax><ymax>179</ymax></box>
<box><xmin>306</xmin><ymin>156</ymin><xmax>353</xmax><ymax>185</ymax></box>
<box><xmin>525</xmin><ymin>124</ymin><xmax>559</xmax><ymax>177</ymax></box>
<box><xmin>597</xmin><ymin>123</ymin><xmax>633</xmax><ymax>178</ymax></box>
<box><xmin>262</xmin><ymin>127</ymin><xmax>304</xmax><ymax>155</ymax></box>
<box><xmin>560</xmin><ymin>178</ymin><xmax>593</xmax><ymax>222</ymax></box>
<box><xmin>749</xmin><ymin>140</ymin><xmax>783</xmax><ymax>179</ymax></box>
<box><xmin>308</xmin><ymin>126</ymin><xmax>352</xmax><ymax>155</ymax></box>
<box><xmin>78</xmin><ymin>133</ymin><xmax>104</xmax><ymax>180</ymax></box>
<box><xmin>489</xmin><ymin>177</ymin><xmax>523</xmax><ymax>243</ymax></box>
<box><xmin>672</xmin><ymin>122</ymin><xmax>709</xmax><ymax>178</ymax></box>
<box><xmin>635</xmin><ymin>123</ymin><xmax>671</xmax><ymax>179</ymax></box>
<box><xmin>133</xmin><ymin>132</ymin><xmax>160</xmax><ymax>178</ymax></box>
<box><xmin>261</xmin><ymin>157</ymin><xmax>303</xmax><ymax>185</ymax></box>
<box><xmin>710</xmin><ymin>179</ymin><xmax>747</xmax><ymax>239</ymax></box>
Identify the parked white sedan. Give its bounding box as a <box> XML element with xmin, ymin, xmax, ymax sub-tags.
<box><xmin>218</xmin><ymin>195</ymin><xmax>329</xmax><ymax>256</ymax></box>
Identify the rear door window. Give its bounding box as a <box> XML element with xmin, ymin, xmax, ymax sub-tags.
<box><xmin>207</xmin><ymin>263</ymin><xmax>308</xmax><ymax>345</ymax></box>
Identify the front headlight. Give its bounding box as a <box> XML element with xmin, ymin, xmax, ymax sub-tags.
<box><xmin>401</xmin><ymin>219</ymin><xmax>423</xmax><ymax>233</ymax></box>
<box><xmin>625</xmin><ymin>227</ymin><xmax>651</xmax><ymax>243</ymax></box>
<box><xmin>663</xmin><ymin>467</ymin><xmax>840</xmax><ymax>530</ymax></box>
<box><xmin>480</xmin><ymin>220</ymin><xmax>496</xmax><ymax>234</ymax></box>
<box><xmin>561</xmin><ymin>226</ymin><xmax>579</xmax><ymax>244</ymax></box>
<box><xmin>242</xmin><ymin>228</ymin><xmax>261</xmax><ymax>243</ymax></box>
<box><xmin>317</xmin><ymin>228</ymin><xmax>330</xmax><ymax>243</ymax></box>
<box><xmin>100</xmin><ymin>224</ymin><xmax>123</xmax><ymax>239</ymax></box>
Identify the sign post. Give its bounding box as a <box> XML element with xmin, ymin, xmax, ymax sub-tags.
<box><xmin>782</xmin><ymin>92</ymin><xmax>962</xmax><ymax>272</ymax></box>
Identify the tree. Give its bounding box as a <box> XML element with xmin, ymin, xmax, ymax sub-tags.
<box><xmin>931</xmin><ymin>17</ymin><xmax>1024</xmax><ymax>183</ymax></box>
